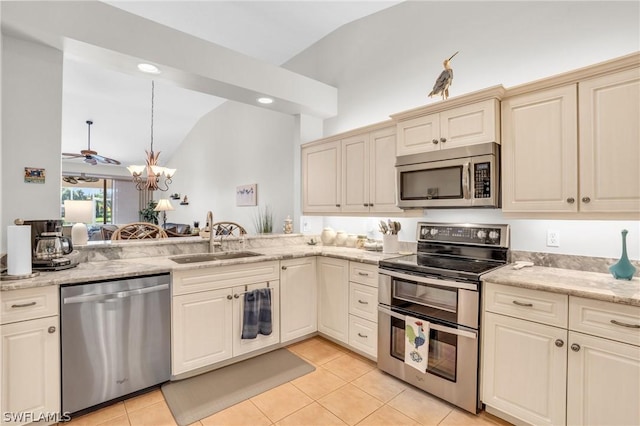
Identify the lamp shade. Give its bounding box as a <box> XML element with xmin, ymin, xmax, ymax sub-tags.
<box><xmin>64</xmin><ymin>200</ymin><xmax>93</xmax><ymax>246</ymax></box>
<box><xmin>154</xmin><ymin>199</ymin><xmax>175</xmax><ymax>212</ymax></box>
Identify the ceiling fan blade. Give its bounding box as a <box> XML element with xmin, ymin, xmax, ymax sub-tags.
<box><xmin>92</xmin><ymin>154</ymin><xmax>121</xmax><ymax>165</ymax></box>
<box><xmin>62</xmin><ymin>152</ymin><xmax>84</xmax><ymax>159</ymax></box>
<box><xmin>63</xmin><ymin>176</ymin><xmax>78</xmax><ymax>184</ymax></box>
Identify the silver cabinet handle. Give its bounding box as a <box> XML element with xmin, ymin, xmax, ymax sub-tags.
<box><xmin>357</xmin><ymin>333</ymin><xmax>368</xmax><ymax>338</ymax></box>
<box><xmin>358</xmin><ymin>299</ymin><xmax>368</xmax><ymax>305</ymax></box>
<box><xmin>227</xmin><ymin>294</ymin><xmax>233</xmax><ymax>300</ymax></box>
<box><xmin>567</xmin><ymin>197</ymin><xmax>575</xmax><ymax>204</ymax></box>
<box><xmin>610</xmin><ymin>319</ymin><xmax>640</xmax><ymax>329</ymax></box>
<box><xmin>555</xmin><ymin>339</ymin><xmax>564</xmax><ymax>347</ymax></box>
<box><xmin>432</xmin><ymin>139</ymin><xmax>439</xmax><ymax>144</ymax></box>
<box><xmin>571</xmin><ymin>343</ymin><xmax>580</xmax><ymax>352</ymax></box>
<box><xmin>582</xmin><ymin>196</ymin><xmax>591</xmax><ymax>203</ymax></box>
<box><xmin>281</xmin><ymin>266</ymin><xmax>287</xmax><ymax>270</ymax></box>
<box><xmin>512</xmin><ymin>300</ymin><xmax>533</xmax><ymax>307</ymax></box>
<box><xmin>358</xmin><ymin>272</ymin><xmax>369</xmax><ymax>276</ymax></box>
<box><xmin>48</xmin><ymin>326</ymin><xmax>56</xmax><ymax>334</ymax></box>
<box><xmin>11</xmin><ymin>301</ymin><xmax>37</xmax><ymax>308</ymax></box>
<box><xmin>440</xmin><ymin>137</ymin><xmax>447</xmax><ymax>143</ymax></box>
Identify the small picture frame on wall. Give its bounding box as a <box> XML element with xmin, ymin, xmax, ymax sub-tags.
<box><xmin>24</xmin><ymin>167</ymin><xmax>46</xmax><ymax>184</ymax></box>
<box><xmin>236</xmin><ymin>183</ymin><xmax>257</xmax><ymax>206</ymax></box>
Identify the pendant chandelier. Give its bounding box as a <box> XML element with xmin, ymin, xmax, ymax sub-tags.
<box><xmin>127</xmin><ymin>80</ymin><xmax>176</xmax><ymax>191</ymax></box>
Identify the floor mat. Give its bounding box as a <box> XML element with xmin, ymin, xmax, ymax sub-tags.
<box><xmin>161</xmin><ymin>348</ymin><xmax>315</xmax><ymax>426</ymax></box>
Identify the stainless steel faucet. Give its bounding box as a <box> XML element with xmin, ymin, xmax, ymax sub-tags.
<box><xmin>206</xmin><ymin>211</ymin><xmax>215</xmax><ymax>253</ymax></box>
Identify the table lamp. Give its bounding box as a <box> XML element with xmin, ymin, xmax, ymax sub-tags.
<box><xmin>154</xmin><ymin>199</ymin><xmax>175</xmax><ymax>229</ymax></box>
<box><xmin>64</xmin><ymin>200</ymin><xmax>93</xmax><ymax>245</ymax></box>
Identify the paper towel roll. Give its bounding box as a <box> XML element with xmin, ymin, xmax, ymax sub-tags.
<box><xmin>7</xmin><ymin>225</ymin><xmax>32</xmax><ymax>276</ymax></box>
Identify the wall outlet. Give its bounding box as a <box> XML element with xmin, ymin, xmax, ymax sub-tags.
<box><xmin>302</xmin><ymin>221</ymin><xmax>309</xmax><ymax>232</ymax></box>
<box><xmin>547</xmin><ymin>229</ymin><xmax>560</xmax><ymax>247</ymax></box>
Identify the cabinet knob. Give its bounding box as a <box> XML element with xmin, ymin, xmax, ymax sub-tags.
<box><xmin>335</xmin><ymin>204</ymin><xmax>341</xmax><ymax>207</ymax></box>
<box><xmin>234</xmin><ymin>294</ymin><xmax>240</xmax><ymax>299</ymax></box>
<box><xmin>440</xmin><ymin>137</ymin><xmax>447</xmax><ymax>143</ymax></box>
<box><xmin>432</xmin><ymin>139</ymin><xmax>439</xmax><ymax>144</ymax></box>
<box><xmin>363</xmin><ymin>203</ymin><xmax>368</xmax><ymax>207</ymax></box>
<box><xmin>566</xmin><ymin>197</ymin><xmax>575</xmax><ymax>204</ymax></box>
<box><xmin>581</xmin><ymin>196</ymin><xmax>591</xmax><ymax>203</ymax></box>
<box><xmin>555</xmin><ymin>339</ymin><xmax>564</xmax><ymax>348</ymax></box>
<box><xmin>571</xmin><ymin>343</ymin><xmax>581</xmax><ymax>352</ymax></box>
<box><xmin>281</xmin><ymin>266</ymin><xmax>287</xmax><ymax>271</ymax></box>
<box><xmin>48</xmin><ymin>326</ymin><xmax>56</xmax><ymax>334</ymax></box>
<box><xmin>227</xmin><ymin>295</ymin><xmax>233</xmax><ymax>300</ymax></box>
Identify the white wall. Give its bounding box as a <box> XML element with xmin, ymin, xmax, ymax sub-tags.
<box><xmin>287</xmin><ymin>1</ymin><xmax>640</xmax><ymax>260</ymax></box>
<box><xmin>165</xmin><ymin>100</ymin><xmax>296</xmax><ymax>234</ymax></box>
<box><xmin>1</xmin><ymin>36</ymin><xmax>63</xmax><ymax>252</ymax></box>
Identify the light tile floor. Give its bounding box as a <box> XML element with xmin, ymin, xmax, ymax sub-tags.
<box><xmin>66</xmin><ymin>337</ymin><xmax>512</xmax><ymax>426</ymax></box>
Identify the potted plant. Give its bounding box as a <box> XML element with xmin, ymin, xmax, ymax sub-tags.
<box><xmin>253</xmin><ymin>205</ymin><xmax>273</xmax><ymax>234</ymax></box>
<box><xmin>139</xmin><ymin>200</ymin><xmax>159</xmax><ymax>225</ymax></box>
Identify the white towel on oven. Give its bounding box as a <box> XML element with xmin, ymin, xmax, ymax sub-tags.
<box><xmin>405</xmin><ymin>315</ymin><xmax>429</xmax><ymax>372</ymax></box>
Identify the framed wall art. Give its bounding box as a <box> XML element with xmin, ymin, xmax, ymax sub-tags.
<box><xmin>24</xmin><ymin>167</ymin><xmax>46</xmax><ymax>184</ymax></box>
<box><xmin>236</xmin><ymin>183</ymin><xmax>257</xmax><ymax>206</ymax></box>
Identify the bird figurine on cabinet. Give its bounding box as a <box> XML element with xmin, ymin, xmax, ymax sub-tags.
<box><xmin>428</xmin><ymin>51</ymin><xmax>459</xmax><ymax>100</ymax></box>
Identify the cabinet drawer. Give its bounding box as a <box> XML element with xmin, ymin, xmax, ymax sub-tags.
<box><xmin>1</xmin><ymin>286</ymin><xmax>58</xmax><ymax>324</ymax></box>
<box><xmin>484</xmin><ymin>282</ymin><xmax>568</xmax><ymax>328</ymax></box>
<box><xmin>173</xmin><ymin>261</ymin><xmax>280</xmax><ymax>295</ymax></box>
<box><xmin>349</xmin><ymin>282</ymin><xmax>377</xmax><ymax>322</ymax></box>
<box><xmin>349</xmin><ymin>315</ymin><xmax>377</xmax><ymax>358</ymax></box>
<box><xmin>349</xmin><ymin>262</ymin><xmax>378</xmax><ymax>287</ymax></box>
<box><xmin>569</xmin><ymin>297</ymin><xmax>640</xmax><ymax>346</ymax></box>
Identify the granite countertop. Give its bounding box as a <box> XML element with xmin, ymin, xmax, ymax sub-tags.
<box><xmin>482</xmin><ymin>265</ymin><xmax>640</xmax><ymax>307</ymax></box>
<box><xmin>0</xmin><ymin>245</ymin><xmax>401</xmax><ymax>291</ymax></box>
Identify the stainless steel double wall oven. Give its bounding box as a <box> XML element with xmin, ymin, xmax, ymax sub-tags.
<box><xmin>378</xmin><ymin>222</ymin><xmax>509</xmax><ymax>413</ymax></box>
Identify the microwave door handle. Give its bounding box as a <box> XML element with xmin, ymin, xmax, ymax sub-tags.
<box><xmin>377</xmin><ymin>305</ymin><xmax>477</xmax><ymax>340</ymax></box>
<box><xmin>462</xmin><ymin>162</ymin><xmax>470</xmax><ymax>199</ymax></box>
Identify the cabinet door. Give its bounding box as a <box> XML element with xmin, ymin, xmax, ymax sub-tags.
<box><xmin>501</xmin><ymin>85</ymin><xmax>578</xmax><ymax>213</ymax></box>
<box><xmin>369</xmin><ymin>126</ymin><xmax>402</xmax><ymax>213</ymax></box>
<box><xmin>579</xmin><ymin>68</ymin><xmax>640</xmax><ymax>213</ymax></box>
<box><xmin>2</xmin><ymin>317</ymin><xmax>59</xmax><ymax>426</ymax></box>
<box><xmin>482</xmin><ymin>312</ymin><xmax>567</xmax><ymax>426</ymax></box>
<box><xmin>280</xmin><ymin>258</ymin><xmax>317</xmax><ymax>343</ymax></box>
<box><xmin>233</xmin><ymin>281</ymin><xmax>280</xmax><ymax>356</ymax></box>
<box><xmin>440</xmin><ymin>99</ymin><xmax>499</xmax><ymax>149</ymax></box>
<box><xmin>341</xmin><ymin>134</ymin><xmax>370</xmax><ymax>213</ymax></box>
<box><xmin>396</xmin><ymin>113</ymin><xmax>440</xmax><ymax>156</ymax></box>
<box><xmin>172</xmin><ymin>288</ymin><xmax>233</xmax><ymax>375</ymax></box>
<box><xmin>302</xmin><ymin>141</ymin><xmax>341</xmax><ymax>213</ymax></box>
<box><xmin>567</xmin><ymin>331</ymin><xmax>640</xmax><ymax>426</ymax></box>
<box><xmin>317</xmin><ymin>257</ymin><xmax>349</xmax><ymax>343</ymax></box>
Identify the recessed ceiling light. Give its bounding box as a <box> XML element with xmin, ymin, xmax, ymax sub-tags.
<box><xmin>138</xmin><ymin>63</ymin><xmax>160</xmax><ymax>74</ymax></box>
<box><xmin>257</xmin><ymin>97</ymin><xmax>274</xmax><ymax>104</ymax></box>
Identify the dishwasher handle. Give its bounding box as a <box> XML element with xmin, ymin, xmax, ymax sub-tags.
<box><xmin>63</xmin><ymin>283</ymin><xmax>169</xmax><ymax>304</ymax></box>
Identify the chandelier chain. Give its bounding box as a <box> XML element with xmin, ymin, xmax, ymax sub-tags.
<box><xmin>150</xmin><ymin>80</ymin><xmax>154</xmax><ymax>152</ymax></box>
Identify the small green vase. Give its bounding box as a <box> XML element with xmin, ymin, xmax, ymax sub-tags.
<box><xmin>609</xmin><ymin>229</ymin><xmax>636</xmax><ymax>280</ymax></box>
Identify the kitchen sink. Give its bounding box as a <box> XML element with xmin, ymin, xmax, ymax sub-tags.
<box><xmin>170</xmin><ymin>251</ymin><xmax>262</xmax><ymax>264</ymax></box>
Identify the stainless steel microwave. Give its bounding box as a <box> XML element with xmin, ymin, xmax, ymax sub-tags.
<box><xmin>396</xmin><ymin>142</ymin><xmax>500</xmax><ymax>208</ymax></box>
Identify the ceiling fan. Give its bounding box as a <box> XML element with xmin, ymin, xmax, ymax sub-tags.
<box><xmin>62</xmin><ymin>173</ymin><xmax>100</xmax><ymax>184</ymax></box>
<box><xmin>62</xmin><ymin>120</ymin><xmax>121</xmax><ymax>165</ymax></box>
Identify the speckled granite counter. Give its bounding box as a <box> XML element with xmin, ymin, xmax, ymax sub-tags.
<box><xmin>1</xmin><ymin>244</ymin><xmax>402</xmax><ymax>291</ymax></box>
<box><xmin>482</xmin><ymin>265</ymin><xmax>640</xmax><ymax>306</ymax></box>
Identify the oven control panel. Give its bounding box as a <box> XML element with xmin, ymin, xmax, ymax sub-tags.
<box><xmin>417</xmin><ymin>223</ymin><xmax>509</xmax><ymax>247</ymax></box>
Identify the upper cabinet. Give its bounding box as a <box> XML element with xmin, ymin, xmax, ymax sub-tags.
<box><xmin>502</xmin><ymin>53</ymin><xmax>640</xmax><ymax>217</ymax></box>
<box><xmin>302</xmin><ymin>123</ymin><xmax>402</xmax><ymax>215</ymax></box>
<box><xmin>392</xmin><ymin>86</ymin><xmax>504</xmax><ymax>156</ymax></box>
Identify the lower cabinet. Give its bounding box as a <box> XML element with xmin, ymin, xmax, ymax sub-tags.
<box><xmin>1</xmin><ymin>287</ymin><xmax>60</xmax><ymax>426</ymax></box>
<box><xmin>317</xmin><ymin>257</ymin><xmax>350</xmax><ymax>343</ymax></box>
<box><xmin>347</xmin><ymin>263</ymin><xmax>378</xmax><ymax>358</ymax></box>
<box><xmin>482</xmin><ymin>282</ymin><xmax>640</xmax><ymax>426</ymax></box>
<box><xmin>280</xmin><ymin>257</ymin><xmax>317</xmax><ymax>343</ymax></box>
<box><xmin>171</xmin><ymin>262</ymin><xmax>280</xmax><ymax>376</ymax></box>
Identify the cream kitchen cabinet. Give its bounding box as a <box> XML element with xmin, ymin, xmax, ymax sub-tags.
<box><xmin>1</xmin><ymin>286</ymin><xmax>59</xmax><ymax>426</ymax></box>
<box><xmin>280</xmin><ymin>257</ymin><xmax>317</xmax><ymax>343</ymax></box>
<box><xmin>393</xmin><ymin>88</ymin><xmax>503</xmax><ymax>156</ymax></box>
<box><xmin>347</xmin><ymin>262</ymin><xmax>378</xmax><ymax>358</ymax></box>
<box><xmin>302</xmin><ymin>123</ymin><xmax>402</xmax><ymax>215</ymax></box>
<box><xmin>171</xmin><ymin>261</ymin><xmax>280</xmax><ymax>376</ymax></box>
<box><xmin>483</xmin><ymin>282</ymin><xmax>640</xmax><ymax>426</ymax></box>
<box><xmin>502</xmin><ymin>58</ymin><xmax>640</xmax><ymax>216</ymax></box>
<box><xmin>317</xmin><ymin>257</ymin><xmax>349</xmax><ymax>343</ymax></box>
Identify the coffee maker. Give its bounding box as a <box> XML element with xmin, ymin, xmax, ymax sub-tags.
<box><xmin>23</xmin><ymin>220</ymin><xmax>78</xmax><ymax>271</ymax></box>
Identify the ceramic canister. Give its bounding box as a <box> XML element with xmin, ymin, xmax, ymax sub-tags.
<box><xmin>346</xmin><ymin>234</ymin><xmax>357</xmax><ymax>248</ymax></box>
<box><xmin>320</xmin><ymin>227</ymin><xmax>336</xmax><ymax>245</ymax></box>
<box><xmin>335</xmin><ymin>230</ymin><xmax>347</xmax><ymax>246</ymax></box>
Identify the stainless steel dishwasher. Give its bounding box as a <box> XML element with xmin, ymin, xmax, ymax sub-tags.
<box><xmin>60</xmin><ymin>273</ymin><xmax>171</xmax><ymax>415</ymax></box>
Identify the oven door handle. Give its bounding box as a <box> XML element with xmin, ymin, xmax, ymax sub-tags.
<box><xmin>377</xmin><ymin>305</ymin><xmax>478</xmax><ymax>340</ymax></box>
<box><xmin>378</xmin><ymin>269</ymin><xmax>478</xmax><ymax>291</ymax></box>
